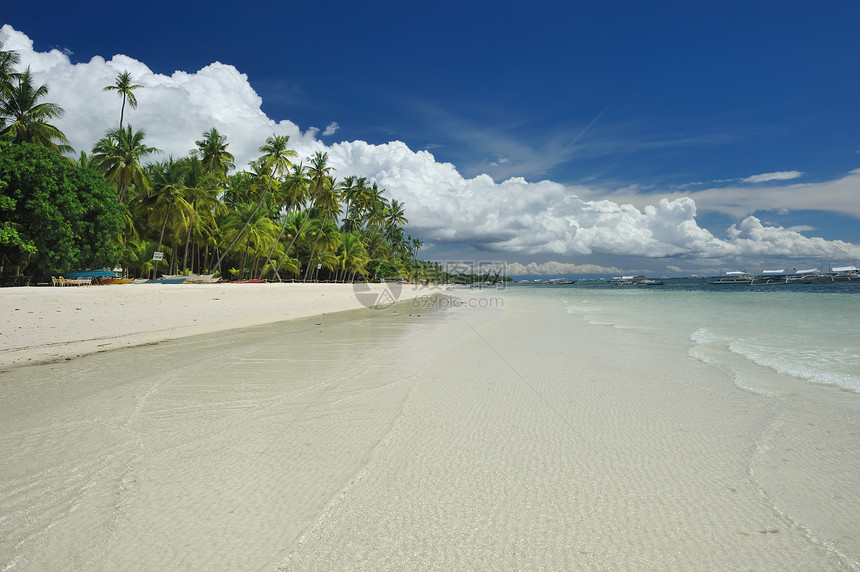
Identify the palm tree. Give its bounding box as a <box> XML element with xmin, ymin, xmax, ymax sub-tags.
<box><xmin>0</xmin><ymin>68</ymin><xmax>72</xmax><ymax>153</ymax></box>
<box><xmin>0</xmin><ymin>41</ymin><xmax>22</xmax><ymax>98</ymax></box>
<box><xmin>146</xmin><ymin>158</ymin><xmax>193</xmax><ymax>277</ymax></box>
<box><xmin>103</xmin><ymin>70</ymin><xmax>143</xmax><ymax>129</ymax></box>
<box><xmin>91</xmin><ymin>125</ymin><xmax>159</xmax><ymax>204</ymax></box>
<box><xmin>337</xmin><ymin>231</ymin><xmax>370</xmax><ymax>282</ymax></box>
<box><xmin>261</xmin><ymin>163</ymin><xmax>309</xmax><ymax>280</ymax></box>
<box><xmin>273</xmin><ymin>151</ymin><xmax>330</xmax><ymax>278</ymax></box>
<box><xmin>266</xmin><ymin>210</ymin><xmax>307</xmax><ymax>279</ymax></box>
<box><xmin>195</xmin><ymin>127</ymin><xmax>234</xmax><ymax>182</ymax></box>
<box><xmin>384</xmin><ymin>199</ymin><xmax>408</xmax><ymax>241</ymax></box>
<box><xmin>121</xmin><ymin>236</ymin><xmax>158</xmax><ymax>278</ymax></box>
<box><xmin>212</xmin><ymin>134</ymin><xmax>295</xmax><ymax>273</ymax></box>
<box><xmin>303</xmin><ymin>176</ymin><xmax>345</xmax><ymax>281</ymax></box>
<box><xmin>181</xmin><ymin>155</ymin><xmax>226</xmax><ymax>273</ymax></box>
<box><xmin>410</xmin><ymin>236</ymin><xmax>423</xmax><ymax>259</ymax></box>
<box><xmin>220</xmin><ymin>200</ymin><xmax>279</xmax><ymax>279</ymax></box>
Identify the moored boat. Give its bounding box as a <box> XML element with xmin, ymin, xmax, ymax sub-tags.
<box><xmin>709</xmin><ymin>271</ymin><xmax>754</xmax><ymax>285</ymax></box>
<box><xmin>162</xmin><ymin>273</ymin><xmax>218</xmax><ymax>284</ymax></box>
<box><xmin>609</xmin><ymin>274</ymin><xmax>663</xmax><ymax>286</ymax></box>
<box><xmin>786</xmin><ymin>268</ymin><xmax>820</xmax><ymax>284</ymax></box>
<box><xmin>751</xmin><ymin>269</ymin><xmax>787</xmax><ymax>285</ymax></box>
<box><xmin>825</xmin><ymin>266</ymin><xmax>860</xmax><ymax>282</ymax></box>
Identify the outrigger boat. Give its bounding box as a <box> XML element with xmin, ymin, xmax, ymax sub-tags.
<box><xmin>161</xmin><ymin>273</ymin><xmax>218</xmax><ymax>284</ymax></box>
<box><xmin>709</xmin><ymin>271</ymin><xmax>754</xmax><ymax>285</ymax></box>
<box><xmin>786</xmin><ymin>268</ymin><xmax>820</xmax><ymax>284</ymax></box>
<box><xmin>825</xmin><ymin>266</ymin><xmax>860</xmax><ymax>282</ymax></box>
<box><xmin>751</xmin><ymin>269</ymin><xmax>787</xmax><ymax>285</ymax></box>
<box><xmin>609</xmin><ymin>274</ymin><xmax>663</xmax><ymax>286</ymax></box>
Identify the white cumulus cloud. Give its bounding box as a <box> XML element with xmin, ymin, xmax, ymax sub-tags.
<box><xmin>4</xmin><ymin>25</ymin><xmax>859</xmax><ymax>267</ymax></box>
<box><xmin>322</xmin><ymin>122</ymin><xmax>340</xmax><ymax>137</ymax></box>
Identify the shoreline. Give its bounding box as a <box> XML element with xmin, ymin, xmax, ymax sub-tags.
<box><xmin>0</xmin><ymin>283</ymin><xmax>436</xmax><ymax>370</ymax></box>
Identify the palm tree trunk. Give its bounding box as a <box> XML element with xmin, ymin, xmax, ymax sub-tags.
<box><xmin>182</xmin><ymin>214</ymin><xmax>194</xmax><ymax>272</ymax></box>
<box><xmin>262</xmin><ymin>209</ymin><xmax>292</xmax><ymax>281</ymax></box>
<box><xmin>274</xmin><ymin>209</ymin><xmax>314</xmax><ymax>278</ymax></box>
<box><xmin>212</xmin><ymin>172</ymin><xmax>275</xmax><ymax>273</ymax></box>
<box><xmin>303</xmin><ymin>213</ymin><xmax>329</xmax><ymax>282</ymax></box>
<box><xmin>153</xmin><ymin>200</ymin><xmax>173</xmax><ymax>279</ymax></box>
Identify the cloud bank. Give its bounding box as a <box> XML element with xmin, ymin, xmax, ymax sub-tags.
<box><xmin>4</xmin><ymin>25</ymin><xmax>859</xmax><ymax>268</ymax></box>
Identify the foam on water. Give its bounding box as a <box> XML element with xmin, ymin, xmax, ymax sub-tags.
<box><xmin>527</xmin><ymin>284</ymin><xmax>860</xmax><ymax>398</ymax></box>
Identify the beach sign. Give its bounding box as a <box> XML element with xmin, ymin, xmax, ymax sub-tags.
<box><xmin>152</xmin><ymin>251</ymin><xmax>164</xmax><ymax>261</ymax></box>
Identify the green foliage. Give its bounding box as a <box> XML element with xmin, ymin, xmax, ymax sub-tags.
<box><xmin>0</xmin><ymin>141</ymin><xmax>124</xmax><ymax>275</ymax></box>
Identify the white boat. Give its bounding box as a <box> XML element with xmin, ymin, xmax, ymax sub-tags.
<box><xmin>786</xmin><ymin>268</ymin><xmax>820</xmax><ymax>284</ymax></box>
<box><xmin>161</xmin><ymin>273</ymin><xmax>218</xmax><ymax>284</ymax></box>
<box><xmin>609</xmin><ymin>274</ymin><xmax>663</xmax><ymax>286</ymax></box>
<box><xmin>751</xmin><ymin>269</ymin><xmax>787</xmax><ymax>285</ymax></box>
<box><xmin>825</xmin><ymin>266</ymin><xmax>860</xmax><ymax>282</ymax></box>
<box><xmin>709</xmin><ymin>271</ymin><xmax>754</xmax><ymax>285</ymax></box>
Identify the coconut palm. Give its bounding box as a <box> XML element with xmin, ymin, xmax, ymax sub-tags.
<box><xmin>0</xmin><ymin>68</ymin><xmax>72</xmax><ymax>153</ymax></box>
<box><xmin>262</xmin><ymin>163</ymin><xmax>309</xmax><ymax>280</ymax></box>
<box><xmin>212</xmin><ymin>134</ymin><xmax>295</xmax><ymax>273</ymax></box>
<box><xmin>103</xmin><ymin>70</ymin><xmax>143</xmax><ymax>129</ymax></box>
<box><xmin>91</xmin><ymin>125</ymin><xmax>159</xmax><ymax>204</ymax></box>
<box><xmin>195</xmin><ymin>127</ymin><xmax>234</xmax><ymax>182</ymax></box>
<box><xmin>220</xmin><ymin>200</ymin><xmax>279</xmax><ymax>279</ymax></box>
<box><xmin>384</xmin><ymin>199</ymin><xmax>408</xmax><ymax>240</ymax></box>
<box><xmin>0</xmin><ymin>41</ymin><xmax>22</xmax><ymax>98</ymax></box>
<box><xmin>146</xmin><ymin>157</ymin><xmax>193</xmax><ymax>277</ymax></box>
<box><xmin>180</xmin><ymin>155</ymin><xmax>225</xmax><ymax>273</ymax></box>
<box><xmin>121</xmin><ymin>236</ymin><xmax>158</xmax><ymax>278</ymax></box>
<box><xmin>267</xmin><ymin>210</ymin><xmax>308</xmax><ymax>279</ymax></box>
<box><xmin>337</xmin><ymin>231</ymin><xmax>370</xmax><ymax>281</ymax></box>
<box><xmin>303</xmin><ymin>176</ymin><xmax>345</xmax><ymax>281</ymax></box>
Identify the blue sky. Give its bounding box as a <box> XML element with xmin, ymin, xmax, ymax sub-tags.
<box><xmin>3</xmin><ymin>2</ymin><xmax>859</xmax><ymax>277</ymax></box>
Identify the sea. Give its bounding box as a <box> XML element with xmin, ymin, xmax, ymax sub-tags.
<box><xmin>501</xmin><ymin>278</ymin><xmax>860</xmax><ymax>399</ymax></box>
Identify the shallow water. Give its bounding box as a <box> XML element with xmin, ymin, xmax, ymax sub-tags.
<box><xmin>516</xmin><ymin>282</ymin><xmax>860</xmax><ymax>397</ymax></box>
<box><xmin>0</xmin><ymin>303</ymin><xmax>472</xmax><ymax>570</ymax></box>
<box><xmin>501</xmin><ymin>284</ymin><xmax>860</xmax><ymax>566</ymax></box>
<box><xmin>2</xmin><ymin>287</ymin><xmax>858</xmax><ymax>570</ymax></box>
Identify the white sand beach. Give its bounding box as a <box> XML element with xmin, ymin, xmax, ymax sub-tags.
<box><xmin>0</xmin><ymin>283</ymin><xmax>398</xmax><ymax>369</ymax></box>
<box><xmin>1</xmin><ymin>285</ymin><xmax>858</xmax><ymax>570</ymax></box>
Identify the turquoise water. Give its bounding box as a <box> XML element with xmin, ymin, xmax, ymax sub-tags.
<box><xmin>504</xmin><ymin>282</ymin><xmax>860</xmax><ymax>397</ymax></box>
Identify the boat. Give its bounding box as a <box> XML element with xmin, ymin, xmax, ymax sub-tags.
<box><xmin>162</xmin><ymin>273</ymin><xmax>218</xmax><ymax>284</ymax></box>
<box><xmin>751</xmin><ymin>269</ymin><xmax>787</xmax><ymax>285</ymax></box>
<box><xmin>609</xmin><ymin>274</ymin><xmax>663</xmax><ymax>286</ymax></box>
<box><xmin>824</xmin><ymin>266</ymin><xmax>860</xmax><ymax>282</ymax></box>
<box><xmin>63</xmin><ymin>269</ymin><xmax>117</xmax><ymax>285</ymax></box>
<box><xmin>146</xmin><ymin>277</ymin><xmax>187</xmax><ymax>284</ymax></box>
<box><xmin>786</xmin><ymin>268</ymin><xmax>820</xmax><ymax>284</ymax></box>
<box><xmin>216</xmin><ymin>278</ymin><xmax>265</xmax><ymax>284</ymax></box>
<box><xmin>709</xmin><ymin>271</ymin><xmax>754</xmax><ymax>285</ymax></box>
<box><xmin>103</xmin><ymin>277</ymin><xmax>134</xmax><ymax>285</ymax></box>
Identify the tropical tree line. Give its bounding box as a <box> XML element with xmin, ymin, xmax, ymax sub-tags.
<box><xmin>1</xmin><ymin>41</ymin><xmax>433</xmax><ymax>282</ymax></box>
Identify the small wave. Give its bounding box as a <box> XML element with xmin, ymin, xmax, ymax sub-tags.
<box><xmin>728</xmin><ymin>341</ymin><xmax>860</xmax><ymax>394</ymax></box>
<box><xmin>687</xmin><ymin>346</ymin><xmax>715</xmax><ymax>364</ymax></box>
<box><xmin>732</xmin><ymin>373</ymin><xmax>783</xmax><ymax>397</ymax></box>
